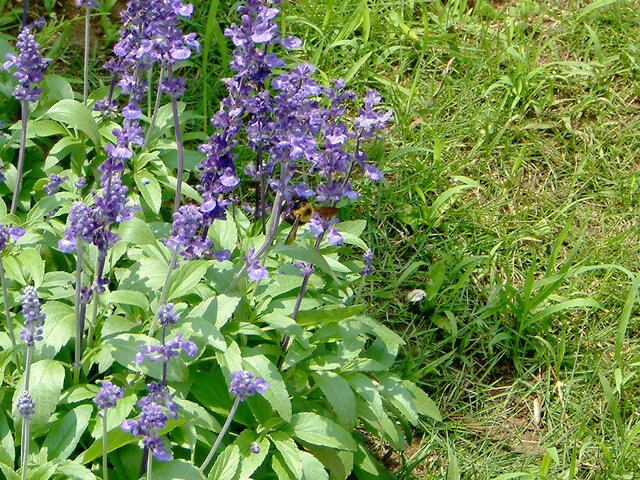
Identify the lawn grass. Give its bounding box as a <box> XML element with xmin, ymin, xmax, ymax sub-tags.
<box><xmin>11</xmin><ymin>0</ymin><xmax>640</xmax><ymax>477</ymax></box>
<box><xmin>270</xmin><ymin>0</ymin><xmax>640</xmax><ymax>478</ymax></box>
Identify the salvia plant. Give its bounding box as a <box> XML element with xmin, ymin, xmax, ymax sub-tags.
<box><xmin>0</xmin><ymin>1</ymin><xmax>440</xmax><ymax>479</ymax></box>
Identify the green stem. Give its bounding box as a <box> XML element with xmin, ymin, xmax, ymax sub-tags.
<box><xmin>74</xmin><ymin>239</ymin><xmax>83</xmax><ymax>380</ymax></box>
<box><xmin>86</xmin><ymin>251</ymin><xmax>107</xmax><ymax>349</ymax></box>
<box><xmin>10</xmin><ymin>100</ymin><xmax>29</xmax><ymax>215</ymax></box>
<box><xmin>144</xmin><ymin>63</ymin><xmax>165</xmax><ymax>145</ymax></box>
<box><xmin>20</xmin><ymin>419</ymin><xmax>30</xmax><ymax>480</ymax></box>
<box><xmin>24</xmin><ymin>345</ymin><xmax>33</xmax><ymax>390</ymax></box>
<box><xmin>200</xmin><ymin>397</ymin><xmax>240</xmax><ymax>471</ymax></box>
<box><xmin>149</xmin><ymin>248</ymin><xmax>179</xmax><ymax>337</ymax></box>
<box><xmin>0</xmin><ymin>256</ymin><xmax>16</xmax><ymax>348</ymax></box>
<box><xmin>168</xmin><ymin>65</ymin><xmax>184</xmax><ymax>215</ymax></box>
<box><xmin>83</xmin><ymin>6</ymin><xmax>90</xmax><ymax>104</ymax></box>
<box><xmin>146</xmin><ymin>448</ymin><xmax>153</xmax><ymax>480</ymax></box>
<box><xmin>102</xmin><ymin>408</ymin><xmax>109</xmax><ymax>480</ymax></box>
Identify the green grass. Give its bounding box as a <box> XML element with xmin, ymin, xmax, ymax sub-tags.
<box><xmin>23</xmin><ymin>0</ymin><xmax>640</xmax><ymax>477</ymax></box>
<box><xmin>271</xmin><ymin>0</ymin><xmax>640</xmax><ymax>478</ymax></box>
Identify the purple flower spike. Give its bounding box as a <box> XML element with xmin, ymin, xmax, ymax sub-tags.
<box><xmin>157</xmin><ymin>303</ymin><xmax>180</xmax><ymax>326</ymax></box>
<box><xmin>135</xmin><ymin>332</ymin><xmax>198</xmax><ymax>365</ymax></box>
<box><xmin>122</xmin><ymin>401</ymin><xmax>172</xmax><ymax>461</ymax></box>
<box><xmin>3</xmin><ymin>26</ymin><xmax>51</xmax><ymax>102</ymax></box>
<box><xmin>361</xmin><ymin>249</ymin><xmax>374</xmax><ymax>276</ymax></box>
<box><xmin>138</xmin><ymin>382</ymin><xmax>179</xmax><ymax>420</ymax></box>
<box><xmin>245</xmin><ymin>248</ymin><xmax>268</xmax><ymax>282</ymax></box>
<box><xmin>229</xmin><ymin>370</ymin><xmax>269</xmax><ymax>401</ymax></box>
<box><xmin>163</xmin><ymin>205</ymin><xmax>213</xmax><ymax>260</ymax></box>
<box><xmin>43</xmin><ymin>173</ymin><xmax>68</xmax><ymax>195</ymax></box>
<box><xmin>93</xmin><ymin>381</ymin><xmax>124</xmax><ymax>411</ymax></box>
<box><xmin>17</xmin><ymin>390</ymin><xmax>35</xmax><ymax>419</ymax></box>
<box><xmin>19</xmin><ymin>286</ymin><xmax>45</xmax><ymax>346</ymax></box>
<box><xmin>76</xmin><ymin>0</ymin><xmax>99</xmax><ymax>7</ymax></box>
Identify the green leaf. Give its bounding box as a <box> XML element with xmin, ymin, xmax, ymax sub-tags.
<box><xmin>43</xmin><ymin>405</ymin><xmax>93</xmax><ymax>460</ymax></box>
<box><xmin>118</xmin><ymin>218</ymin><xmax>157</xmax><ymax>245</ymax></box>
<box><xmin>135</xmin><ymin>172</ymin><xmax>162</xmax><ymax>214</ymax></box>
<box><xmin>168</xmin><ymin>260</ymin><xmax>210</xmax><ymax>300</ymax></box>
<box><xmin>379</xmin><ymin>377</ymin><xmax>419</xmax><ymax>425</ymax></box>
<box><xmin>307</xmin><ymin>446</ymin><xmax>353</xmax><ymax>480</ymax></box>
<box><xmin>289</xmin><ymin>412</ymin><xmax>356</xmax><ymax>451</ymax></box>
<box><xmin>207</xmin><ymin>444</ymin><xmax>240</xmax><ymax>480</ymax></box>
<box><xmin>353</xmin><ymin>442</ymin><xmax>393</xmax><ymax>480</ymax></box>
<box><xmin>105</xmin><ymin>289</ymin><xmax>149</xmax><ymax>310</ymax></box>
<box><xmin>44</xmin><ymin>75</ymin><xmax>74</xmax><ymax>101</ymax></box>
<box><xmin>54</xmin><ymin>460</ymin><xmax>97</xmax><ymax>480</ymax></box>
<box><xmin>187</xmin><ymin>294</ymin><xmax>241</xmax><ymax>330</ymax></box>
<box><xmin>297</xmin><ymin>305</ymin><xmax>366</xmax><ymax>326</ymax></box>
<box><xmin>0</xmin><ymin>411</ymin><xmax>15</xmax><ymax>466</ymax></box>
<box><xmin>402</xmin><ymin>381</ymin><xmax>441</xmax><ymax>421</ymax></box>
<box><xmin>153</xmin><ymin>460</ymin><xmax>206</xmax><ymax>480</ymax></box>
<box><xmin>37</xmin><ymin>301</ymin><xmax>74</xmax><ymax>360</ymax></box>
<box><xmin>91</xmin><ymin>392</ymin><xmax>136</xmax><ymax>439</ymax></box>
<box><xmin>270</xmin><ymin>432</ymin><xmax>303</xmax><ymax>479</ymax></box>
<box><xmin>312</xmin><ymin>372</ymin><xmax>356</xmax><ymax>428</ymax></box>
<box><xmin>12</xmin><ymin>360</ymin><xmax>65</xmax><ymax>428</ymax></box>
<box><xmin>243</xmin><ymin>355</ymin><xmax>292</xmax><ymax>422</ymax></box>
<box><xmin>17</xmin><ymin>248</ymin><xmax>45</xmax><ymax>287</ymax></box>
<box><xmin>211</xmin><ymin>215</ymin><xmax>238</xmax><ymax>252</ymax></box>
<box><xmin>46</xmin><ymin>99</ymin><xmax>101</xmax><ymax>147</ymax></box>
<box><xmin>274</xmin><ymin>244</ymin><xmax>337</xmax><ymax>280</ymax></box>
<box><xmin>0</xmin><ymin>464</ymin><xmax>19</xmax><ymax>480</ymax></box>
<box><xmin>300</xmin><ymin>451</ymin><xmax>329</xmax><ymax>480</ymax></box>
<box><xmin>233</xmin><ymin>430</ymin><xmax>270</xmax><ymax>480</ymax></box>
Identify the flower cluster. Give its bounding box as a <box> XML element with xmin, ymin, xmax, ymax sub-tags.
<box><xmin>0</xmin><ymin>223</ymin><xmax>25</xmax><ymax>251</ymax></box>
<box><xmin>122</xmin><ymin>401</ymin><xmax>172</xmax><ymax>461</ymax></box>
<box><xmin>44</xmin><ymin>173</ymin><xmax>68</xmax><ymax>195</ymax></box>
<box><xmin>293</xmin><ymin>261</ymin><xmax>314</xmax><ymax>277</ymax></box>
<box><xmin>93</xmin><ymin>381</ymin><xmax>124</xmax><ymax>412</ymax></box>
<box><xmin>245</xmin><ymin>248</ymin><xmax>268</xmax><ymax>281</ymax></box>
<box><xmin>157</xmin><ymin>303</ymin><xmax>180</xmax><ymax>327</ymax></box>
<box><xmin>3</xmin><ymin>25</ymin><xmax>51</xmax><ymax>102</ymax></box>
<box><xmin>229</xmin><ymin>370</ymin><xmax>269</xmax><ymax>401</ymax></box>
<box><xmin>135</xmin><ymin>332</ymin><xmax>198</xmax><ymax>365</ymax></box>
<box><xmin>139</xmin><ymin>381</ymin><xmax>179</xmax><ymax>420</ymax></box>
<box><xmin>16</xmin><ymin>390</ymin><xmax>35</xmax><ymax>419</ymax></box>
<box><xmin>19</xmin><ymin>286</ymin><xmax>45</xmax><ymax>346</ymax></box>
<box><xmin>361</xmin><ymin>249</ymin><xmax>374</xmax><ymax>276</ymax></box>
<box><xmin>76</xmin><ymin>0</ymin><xmax>98</xmax><ymax>7</ymax></box>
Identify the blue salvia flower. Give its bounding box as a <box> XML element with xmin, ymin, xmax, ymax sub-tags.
<box><xmin>293</xmin><ymin>261</ymin><xmax>314</xmax><ymax>277</ymax></box>
<box><xmin>58</xmin><ymin>201</ymin><xmax>99</xmax><ymax>253</ymax></box>
<box><xmin>134</xmin><ymin>332</ymin><xmax>198</xmax><ymax>365</ymax></box>
<box><xmin>121</xmin><ymin>401</ymin><xmax>172</xmax><ymax>461</ymax></box>
<box><xmin>43</xmin><ymin>173</ymin><xmax>68</xmax><ymax>195</ymax></box>
<box><xmin>0</xmin><ymin>223</ymin><xmax>25</xmax><ymax>250</ymax></box>
<box><xmin>163</xmin><ymin>205</ymin><xmax>213</xmax><ymax>260</ymax></box>
<box><xmin>245</xmin><ymin>248</ymin><xmax>268</xmax><ymax>281</ymax></box>
<box><xmin>361</xmin><ymin>249</ymin><xmax>374</xmax><ymax>276</ymax></box>
<box><xmin>250</xmin><ymin>442</ymin><xmax>260</xmax><ymax>454</ymax></box>
<box><xmin>229</xmin><ymin>370</ymin><xmax>269</xmax><ymax>401</ymax></box>
<box><xmin>93</xmin><ymin>381</ymin><xmax>124</xmax><ymax>414</ymax></box>
<box><xmin>16</xmin><ymin>390</ymin><xmax>35</xmax><ymax>419</ymax></box>
<box><xmin>137</xmin><ymin>381</ymin><xmax>179</xmax><ymax>420</ymax></box>
<box><xmin>157</xmin><ymin>303</ymin><xmax>180</xmax><ymax>327</ymax></box>
<box><xmin>19</xmin><ymin>286</ymin><xmax>46</xmax><ymax>346</ymax></box>
<box><xmin>76</xmin><ymin>0</ymin><xmax>98</xmax><ymax>6</ymax></box>
<box><xmin>3</xmin><ymin>26</ymin><xmax>51</xmax><ymax>102</ymax></box>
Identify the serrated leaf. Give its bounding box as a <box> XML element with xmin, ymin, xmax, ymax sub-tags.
<box><xmin>312</xmin><ymin>372</ymin><xmax>356</xmax><ymax>428</ymax></box>
<box><xmin>36</xmin><ymin>301</ymin><xmax>74</xmax><ymax>359</ymax></box>
<box><xmin>402</xmin><ymin>381</ymin><xmax>441</xmax><ymax>421</ymax></box>
<box><xmin>243</xmin><ymin>355</ymin><xmax>291</xmax><ymax>422</ymax></box>
<box><xmin>289</xmin><ymin>412</ymin><xmax>356</xmax><ymax>451</ymax></box>
<box><xmin>233</xmin><ymin>430</ymin><xmax>270</xmax><ymax>480</ymax></box>
<box><xmin>270</xmin><ymin>432</ymin><xmax>302</xmax><ymax>479</ymax></box>
<box><xmin>187</xmin><ymin>294</ymin><xmax>241</xmax><ymax>330</ymax></box>
<box><xmin>43</xmin><ymin>405</ymin><xmax>93</xmax><ymax>460</ymax></box>
<box><xmin>46</xmin><ymin>100</ymin><xmax>101</xmax><ymax>147</ymax></box>
<box><xmin>300</xmin><ymin>451</ymin><xmax>329</xmax><ymax>480</ymax></box>
<box><xmin>54</xmin><ymin>460</ymin><xmax>97</xmax><ymax>480</ymax></box>
<box><xmin>208</xmin><ymin>444</ymin><xmax>240</xmax><ymax>480</ymax></box>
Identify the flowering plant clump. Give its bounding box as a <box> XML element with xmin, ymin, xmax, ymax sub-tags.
<box><xmin>0</xmin><ymin>1</ymin><xmax>439</xmax><ymax>479</ymax></box>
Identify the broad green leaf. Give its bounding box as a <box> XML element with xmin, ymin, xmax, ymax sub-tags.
<box><xmin>353</xmin><ymin>442</ymin><xmax>393</xmax><ymax>480</ymax></box>
<box><xmin>270</xmin><ymin>432</ymin><xmax>302</xmax><ymax>479</ymax></box>
<box><xmin>233</xmin><ymin>430</ymin><xmax>270</xmax><ymax>480</ymax></box>
<box><xmin>154</xmin><ymin>460</ymin><xmax>206</xmax><ymax>480</ymax></box>
<box><xmin>18</xmin><ymin>248</ymin><xmax>45</xmax><ymax>287</ymax></box>
<box><xmin>105</xmin><ymin>289</ymin><xmax>149</xmax><ymax>310</ymax></box>
<box><xmin>0</xmin><ymin>464</ymin><xmax>19</xmax><ymax>480</ymax></box>
<box><xmin>272</xmin><ymin>453</ymin><xmax>295</xmax><ymax>480</ymax></box>
<box><xmin>300</xmin><ymin>451</ymin><xmax>329</xmax><ymax>480</ymax></box>
<box><xmin>289</xmin><ymin>412</ymin><xmax>356</xmax><ymax>451</ymax></box>
<box><xmin>54</xmin><ymin>460</ymin><xmax>97</xmax><ymax>480</ymax></box>
<box><xmin>307</xmin><ymin>446</ymin><xmax>353</xmax><ymax>480</ymax></box>
<box><xmin>135</xmin><ymin>172</ymin><xmax>162</xmax><ymax>214</ymax></box>
<box><xmin>168</xmin><ymin>260</ymin><xmax>210</xmax><ymax>300</ymax></box>
<box><xmin>21</xmin><ymin>463</ymin><xmax>56</xmax><ymax>480</ymax></box>
<box><xmin>243</xmin><ymin>355</ymin><xmax>292</xmax><ymax>422</ymax></box>
<box><xmin>12</xmin><ymin>360</ymin><xmax>65</xmax><ymax>428</ymax></box>
<box><xmin>208</xmin><ymin>444</ymin><xmax>240</xmax><ymax>480</ymax></box>
<box><xmin>211</xmin><ymin>215</ymin><xmax>238</xmax><ymax>252</ymax></box>
<box><xmin>312</xmin><ymin>371</ymin><xmax>356</xmax><ymax>428</ymax></box>
<box><xmin>402</xmin><ymin>381</ymin><xmax>441</xmax><ymax>421</ymax></box>
<box><xmin>46</xmin><ymin>100</ymin><xmax>101</xmax><ymax>147</ymax></box>
<box><xmin>274</xmin><ymin>244</ymin><xmax>337</xmax><ymax>280</ymax></box>
<box><xmin>261</xmin><ymin>313</ymin><xmax>307</xmax><ymax>348</ymax></box>
<box><xmin>37</xmin><ymin>301</ymin><xmax>74</xmax><ymax>359</ymax></box>
<box><xmin>118</xmin><ymin>218</ymin><xmax>157</xmax><ymax>245</ymax></box>
<box><xmin>0</xmin><ymin>411</ymin><xmax>15</xmax><ymax>466</ymax></box>
<box><xmin>43</xmin><ymin>405</ymin><xmax>93</xmax><ymax>460</ymax></box>
<box><xmin>91</xmin><ymin>392</ymin><xmax>137</xmax><ymax>439</ymax></box>
<box><xmin>44</xmin><ymin>74</ymin><xmax>74</xmax><ymax>100</ymax></box>
<box><xmin>380</xmin><ymin>377</ymin><xmax>419</xmax><ymax>425</ymax></box>
<box><xmin>297</xmin><ymin>305</ymin><xmax>366</xmax><ymax>326</ymax></box>
<box><xmin>338</xmin><ymin>220</ymin><xmax>367</xmax><ymax>237</ymax></box>
<box><xmin>186</xmin><ymin>294</ymin><xmax>241</xmax><ymax>329</ymax></box>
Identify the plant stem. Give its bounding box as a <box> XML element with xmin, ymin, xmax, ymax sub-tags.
<box><xmin>102</xmin><ymin>408</ymin><xmax>109</xmax><ymax>480</ymax></box>
<box><xmin>161</xmin><ymin>326</ymin><xmax>167</xmax><ymax>386</ymax></box>
<box><xmin>22</xmin><ymin>0</ymin><xmax>28</xmax><ymax>27</ymax></box>
<box><xmin>200</xmin><ymin>397</ymin><xmax>240</xmax><ymax>471</ymax></box>
<box><xmin>20</xmin><ymin>419</ymin><xmax>30</xmax><ymax>480</ymax></box>
<box><xmin>24</xmin><ymin>344</ymin><xmax>33</xmax><ymax>389</ymax></box>
<box><xmin>83</xmin><ymin>5</ymin><xmax>90</xmax><ymax>104</ymax></box>
<box><xmin>149</xmin><ymin>248</ymin><xmax>179</xmax><ymax>337</ymax></box>
<box><xmin>168</xmin><ymin>65</ymin><xmax>184</xmax><ymax>215</ymax></box>
<box><xmin>144</xmin><ymin>64</ymin><xmax>165</xmax><ymax>145</ymax></box>
<box><xmin>146</xmin><ymin>448</ymin><xmax>153</xmax><ymax>480</ymax></box>
<box><xmin>10</xmin><ymin>100</ymin><xmax>29</xmax><ymax>215</ymax></box>
<box><xmin>86</xmin><ymin>250</ymin><xmax>107</xmax><ymax>349</ymax></box>
<box><xmin>0</xmin><ymin>256</ymin><xmax>16</xmax><ymax>347</ymax></box>
<box><xmin>73</xmin><ymin>239</ymin><xmax>83</xmax><ymax>380</ymax></box>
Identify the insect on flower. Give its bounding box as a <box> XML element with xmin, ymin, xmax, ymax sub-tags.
<box><xmin>283</xmin><ymin>198</ymin><xmax>339</xmax><ymax>245</ymax></box>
